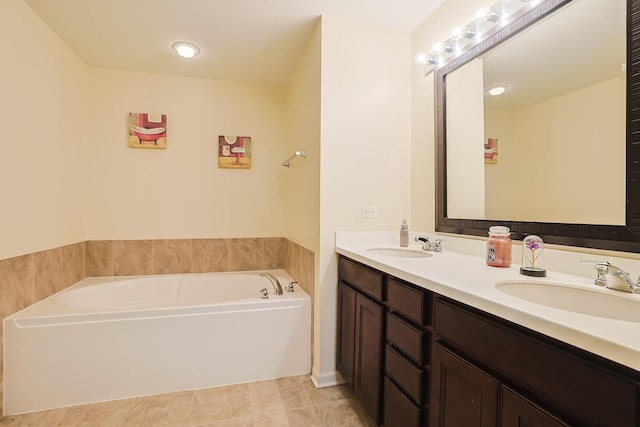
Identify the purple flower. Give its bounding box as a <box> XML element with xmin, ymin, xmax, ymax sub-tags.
<box><xmin>525</xmin><ymin>241</ymin><xmax>539</xmax><ymax>251</ymax></box>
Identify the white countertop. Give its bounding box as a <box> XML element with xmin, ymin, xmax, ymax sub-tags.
<box><xmin>336</xmin><ymin>231</ymin><xmax>640</xmax><ymax>372</ymax></box>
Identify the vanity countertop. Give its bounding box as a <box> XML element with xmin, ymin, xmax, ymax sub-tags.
<box><xmin>336</xmin><ymin>231</ymin><xmax>640</xmax><ymax>372</ymax></box>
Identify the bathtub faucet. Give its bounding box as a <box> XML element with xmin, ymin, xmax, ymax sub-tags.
<box><xmin>260</xmin><ymin>273</ymin><xmax>283</xmax><ymax>295</ymax></box>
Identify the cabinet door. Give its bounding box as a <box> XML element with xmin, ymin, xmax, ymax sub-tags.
<box><xmin>430</xmin><ymin>343</ymin><xmax>499</xmax><ymax>427</ymax></box>
<box><xmin>501</xmin><ymin>386</ymin><xmax>569</xmax><ymax>427</ymax></box>
<box><xmin>336</xmin><ymin>282</ymin><xmax>356</xmax><ymax>387</ymax></box>
<box><xmin>354</xmin><ymin>293</ymin><xmax>383</xmax><ymax>423</ymax></box>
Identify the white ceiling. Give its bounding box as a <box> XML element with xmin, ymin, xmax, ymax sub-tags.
<box><xmin>23</xmin><ymin>0</ymin><xmax>445</xmax><ymax>87</ymax></box>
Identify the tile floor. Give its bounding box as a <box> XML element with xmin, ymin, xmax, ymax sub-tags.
<box><xmin>0</xmin><ymin>375</ymin><xmax>376</xmax><ymax>427</ymax></box>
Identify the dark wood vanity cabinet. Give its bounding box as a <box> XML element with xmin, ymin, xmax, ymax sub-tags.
<box><xmin>384</xmin><ymin>278</ymin><xmax>434</xmax><ymax>427</ymax></box>
<box><xmin>337</xmin><ymin>257</ymin><xmax>384</xmax><ymax>423</ymax></box>
<box><xmin>337</xmin><ymin>256</ymin><xmax>640</xmax><ymax>426</ymax></box>
<box><xmin>430</xmin><ymin>343</ymin><xmax>498</xmax><ymax>427</ymax></box>
<box><xmin>431</xmin><ymin>298</ymin><xmax>640</xmax><ymax>427</ymax></box>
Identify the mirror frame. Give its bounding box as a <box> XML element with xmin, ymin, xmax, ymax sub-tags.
<box><xmin>435</xmin><ymin>0</ymin><xmax>640</xmax><ymax>253</ymax></box>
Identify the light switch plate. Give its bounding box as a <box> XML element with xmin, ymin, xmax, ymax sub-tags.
<box><xmin>361</xmin><ymin>206</ymin><xmax>378</xmax><ymax>218</ymax></box>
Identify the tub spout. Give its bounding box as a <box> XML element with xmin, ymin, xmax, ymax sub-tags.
<box><xmin>259</xmin><ymin>273</ymin><xmax>283</xmax><ymax>295</ymax></box>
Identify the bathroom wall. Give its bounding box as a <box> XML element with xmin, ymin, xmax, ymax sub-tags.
<box><xmin>1</xmin><ymin>0</ymin><xmax>293</xmax><ymax>258</ymax></box>
<box><xmin>284</xmin><ymin>20</ymin><xmax>322</xmax><ymax>254</ymax></box>
<box><xmin>0</xmin><ymin>0</ymin><xmax>89</xmax><ymax>260</ymax></box>
<box><xmin>317</xmin><ymin>15</ymin><xmax>412</xmax><ymax>386</ymax></box>
<box><xmin>86</xmin><ymin>68</ymin><xmax>288</xmax><ymax>241</ymax></box>
<box><xmin>283</xmin><ymin>20</ymin><xmax>322</xmax><ymax>377</ymax></box>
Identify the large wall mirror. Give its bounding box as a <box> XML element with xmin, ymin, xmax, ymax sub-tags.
<box><xmin>435</xmin><ymin>0</ymin><xmax>640</xmax><ymax>253</ymax></box>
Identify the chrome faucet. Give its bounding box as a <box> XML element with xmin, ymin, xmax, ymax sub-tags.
<box><xmin>581</xmin><ymin>260</ymin><xmax>640</xmax><ymax>293</ymax></box>
<box><xmin>415</xmin><ymin>236</ymin><xmax>445</xmax><ymax>252</ymax></box>
<box><xmin>259</xmin><ymin>272</ymin><xmax>283</xmax><ymax>295</ymax></box>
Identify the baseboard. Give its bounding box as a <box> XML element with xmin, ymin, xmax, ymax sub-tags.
<box><xmin>310</xmin><ymin>369</ymin><xmax>345</xmax><ymax>388</ymax></box>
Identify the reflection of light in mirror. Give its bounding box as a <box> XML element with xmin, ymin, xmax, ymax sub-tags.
<box><xmin>475</xmin><ymin>7</ymin><xmax>490</xmax><ymax>21</ymax></box>
<box><xmin>487</xmin><ymin>11</ymin><xmax>501</xmax><ymax>22</ymax></box>
<box><xmin>485</xmin><ymin>85</ymin><xmax>508</xmax><ymax>96</ymax></box>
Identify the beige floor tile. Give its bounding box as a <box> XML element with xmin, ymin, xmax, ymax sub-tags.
<box><xmin>132</xmin><ymin>390</ymin><xmax>194</xmax><ymax>410</ymax></box>
<box><xmin>191</xmin><ymin>384</ymin><xmax>252</xmax><ymax>425</ymax></box>
<box><xmin>304</xmin><ymin>382</ymin><xmax>351</xmax><ymax>405</ymax></box>
<box><xmin>315</xmin><ymin>398</ymin><xmax>371</xmax><ymax>427</ymax></box>
<box><xmin>252</xmin><ymin>409</ymin><xmax>290</xmax><ymax>427</ymax></box>
<box><xmin>277</xmin><ymin>378</ymin><xmax>312</xmax><ymax>410</ymax></box>
<box><xmin>0</xmin><ymin>376</ymin><xmax>375</xmax><ymax>427</ymax></box>
<box><xmin>194</xmin><ymin>384</ymin><xmax>250</xmax><ymax>404</ymax></box>
<box><xmin>120</xmin><ymin>392</ymin><xmax>194</xmax><ymax>426</ymax></box>
<box><xmin>274</xmin><ymin>375</ymin><xmax>305</xmax><ymax>388</ymax></box>
<box><xmin>248</xmin><ymin>380</ymin><xmax>284</xmax><ymax>415</ymax></box>
<box><xmin>345</xmin><ymin>397</ymin><xmax>377</xmax><ymax>427</ymax></box>
<box><xmin>208</xmin><ymin>416</ymin><xmax>255</xmax><ymax>427</ymax></box>
<box><xmin>286</xmin><ymin>405</ymin><xmax>322</xmax><ymax>427</ymax></box>
<box><xmin>0</xmin><ymin>408</ymin><xmax>67</xmax><ymax>427</ymax></box>
<box><xmin>54</xmin><ymin>399</ymin><xmax>137</xmax><ymax>427</ymax></box>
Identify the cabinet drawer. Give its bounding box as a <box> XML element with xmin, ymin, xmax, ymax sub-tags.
<box><xmin>434</xmin><ymin>298</ymin><xmax>639</xmax><ymax>427</ymax></box>
<box><xmin>387</xmin><ymin>313</ymin><xmax>429</xmax><ymax>365</ymax></box>
<box><xmin>387</xmin><ymin>278</ymin><xmax>432</xmax><ymax>325</ymax></box>
<box><xmin>385</xmin><ymin>345</ymin><xmax>425</xmax><ymax>403</ymax></box>
<box><xmin>338</xmin><ymin>256</ymin><xmax>383</xmax><ymax>302</ymax></box>
<box><xmin>383</xmin><ymin>377</ymin><xmax>422</xmax><ymax>427</ymax></box>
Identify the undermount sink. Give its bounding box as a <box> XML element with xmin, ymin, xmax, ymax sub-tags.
<box><xmin>495</xmin><ymin>281</ymin><xmax>640</xmax><ymax>322</ymax></box>
<box><xmin>366</xmin><ymin>247</ymin><xmax>432</xmax><ymax>258</ymax></box>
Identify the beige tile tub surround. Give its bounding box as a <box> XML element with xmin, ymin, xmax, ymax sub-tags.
<box><xmin>83</xmin><ymin>237</ymin><xmax>306</xmax><ymax>278</ymax></box>
<box><xmin>0</xmin><ymin>236</ymin><xmax>314</xmax><ymax>415</ymax></box>
<box><xmin>113</xmin><ymin>240</ymin><xmax>153</xmax><ymax>276</ymax></box>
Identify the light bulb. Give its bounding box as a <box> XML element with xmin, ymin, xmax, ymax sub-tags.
<box><xmin>172</xmin><ymin>42</ymin><xmax>200</xmax><ymax>59</ymax></box>
<box><xmin>451</xmin><ymin>27</ymin><xmax>463</xmax><ymax>40</ymax></box>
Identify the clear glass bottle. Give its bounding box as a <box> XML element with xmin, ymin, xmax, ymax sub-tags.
<box><xmin>486</xmin><ymin>226</ymin><xmax>512</xmax><ymax>267</ymax></box>
<box><xmin>520</xmin><ymin>235</ymin><xmax>546</xmax><ymax>277</ymax></box>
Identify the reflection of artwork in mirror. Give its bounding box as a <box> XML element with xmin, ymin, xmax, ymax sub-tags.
<box><xmin>484</xmin><ymin>138</ymin><xmax>498</xmax><ymax>164</ymax></box>
<box><xmin>444</xmin><ymin>0</ymin><xmax>625</xmax><ymax>225</ymax></box>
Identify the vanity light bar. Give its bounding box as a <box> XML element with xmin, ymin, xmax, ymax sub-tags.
<box><xmin>418</xmin><ymin>0</ymin><xmax>538</xmax><ymax>74</ymax></box>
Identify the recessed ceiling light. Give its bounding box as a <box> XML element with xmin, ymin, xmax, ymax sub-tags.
<box><xmin>171</xmin><ymin>42</ymin><xmax>200</xmax><ymax>59</ymax></box>
<box><xmin>486</xmin><ymin>85</ymin><xmax>508</xmax><ymax>96</ymax></box>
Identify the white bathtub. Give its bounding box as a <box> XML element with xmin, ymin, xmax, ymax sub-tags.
<box><xmin>3</xmin><ymin>270</ymin><xmax>311</xmax><ymax>415</ymax></box>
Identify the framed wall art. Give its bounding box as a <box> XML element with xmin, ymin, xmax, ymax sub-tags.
<box><xmin>128</xmin><ymin>113</ymin><xmax>167</xmax><ymax>149</ymax></box>
<box><xmin>218</xmin><ymin>136</ymin><xmax>251</xmax><ymax>169</ymax></box>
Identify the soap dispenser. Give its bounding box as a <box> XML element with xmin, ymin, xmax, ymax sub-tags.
<box><xmin>400</xmin><ymin>220</ymin><xmax>409</xmax><ymax>247</ymax></box>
